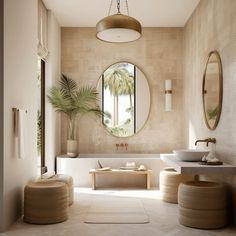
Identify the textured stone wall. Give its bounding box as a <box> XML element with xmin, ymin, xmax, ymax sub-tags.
<box><xmin>183</xmin><ymin>0</ymin><xmax>236</xmax><ymax>224</ymax></box>
<box><xmin>61</xmin><ymin>27</ymin><xmax>184</xmax><ymax>154</ymax></box>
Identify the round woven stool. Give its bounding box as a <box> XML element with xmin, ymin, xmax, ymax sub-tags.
<box><xmin>159</xmin><ymin>167</ymin><xmax>193</xmax><ymax>203</ymax></box>
<box><xmin>24</xmin><ymin>182</ymin><xmax>68</xmax><ymax>224</ymax></box>
<box><xmin>178</xmin><ymin>181</ymin><xmax>227</xmax><ymax>229</ymax></box>
<box><xmin>36</xmin><ymin>174</ymin><xmax>74</xmax><ymax>205</ymax></box>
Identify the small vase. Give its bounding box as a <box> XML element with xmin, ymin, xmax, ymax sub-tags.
<box><xmin>67</xmin><ymin>139</ymin><xmax>78</xmax><ymax>157</ymax></box>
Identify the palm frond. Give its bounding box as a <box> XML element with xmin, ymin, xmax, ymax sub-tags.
<box><xmin>48</xmin><ymin>74</ymin><xmax>102</xmax><ymax>124</ymax></box>
<box><xmin>104</xmin><ymin>64</ymin><xmax>134</xmax><ymax>96</ymax></box>
<box><xmin>85</xmin><ymin>107</ymin><xmax>104</xmax><ymax>117</ymax></box>
<box><xmin>207</xmin><ymin>106</ymin><xmax>219</xmax><ymax>120</ymax></box>
<box><xmin>47</xmin><ymin>87</ymin><xmax>73</xmax><ymax>114</ymax></box>
<box><xmin>73</xmin><ymin>86</ymin><xmax>99</xmax><ymax>112</ymax></box>
<box><xmin>59</xmin><ymin>74</ymin><xmax>78</xmax><ymax>99</ymax></box>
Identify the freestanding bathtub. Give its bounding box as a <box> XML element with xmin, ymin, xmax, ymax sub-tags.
<box><xmin>56</xmin><ymin>154</ymin><xmax>168</xmax><ymax>188</ymax></box>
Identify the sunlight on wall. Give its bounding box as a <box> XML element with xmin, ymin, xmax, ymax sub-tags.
<box><xmin>188</xmin><ymin>120</ymin><xmax>197</xmax><ymax>149</ymax></box>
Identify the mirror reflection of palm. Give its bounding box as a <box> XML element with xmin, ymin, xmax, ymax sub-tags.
<box><xmin>98</xmin><ymin>62</ymin><xmax>150</xmax><ymax>137</ymax></box>
<box><xmin>104</xmin><ymin>63</ymin><xmax>135</xmax><ymax>136</ymax></box>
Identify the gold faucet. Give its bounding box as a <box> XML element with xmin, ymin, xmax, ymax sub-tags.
<box><xmin>195</xmin><ymin>138</ymin><xmax>216</xmax><ymax>147</ymax></box>
<box><xmin>115</xmin><ymin>143</ymin><xmax>119</xmax><ymax>150</ymax></box>
<box><xmin>115</xmin><ymin>143</ymin><xmax>128</xmax><ymax>150</ymax></box>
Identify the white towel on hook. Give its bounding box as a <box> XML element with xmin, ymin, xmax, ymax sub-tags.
<box><xmin>17</xmin><ymin>109</ymin><xmax>27</xmax><ymax>159</ymax></box>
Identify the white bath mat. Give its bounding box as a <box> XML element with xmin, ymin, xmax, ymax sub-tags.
<box><xmin>84</xmin><ymin>198</ymin><xmax>149</xmax><ymax>224</ymax></box>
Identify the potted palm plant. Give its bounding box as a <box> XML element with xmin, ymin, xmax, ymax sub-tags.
<box><xmin>48</xmin><ymin>74</ymin><xmax>102</xmax><ymax>157</ymax></box>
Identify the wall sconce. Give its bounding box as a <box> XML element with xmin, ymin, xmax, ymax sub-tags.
<box><xmin>165</xmin><ymin>80</ymin><xmax>172</xmax><ymax>111</ymax></box>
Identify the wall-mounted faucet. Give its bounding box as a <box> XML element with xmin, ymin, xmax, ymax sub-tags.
<box><xmin>115</xmin><ymin>143</ymin><xmax>128</xmax><ymax>150</ymax></box>
<box><xmin>195</xmin><ymin>138</ymin><xmax>216</xmax><ymax>147</ymax></box>
<box><xmin>116</xmin><ymin>144</ymin><xmax>119</xmax><ymax>150</ymax></box>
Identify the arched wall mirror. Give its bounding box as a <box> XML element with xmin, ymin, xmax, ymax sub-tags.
<box><xmin>98</xmin><ymin>62</ymin><xmax>150</xmax><ymax>137</ymax></box>
<box><xmin>202</xmin><ymin>51</ymin><xmax>223</xmax><ymax>130</ymax></box>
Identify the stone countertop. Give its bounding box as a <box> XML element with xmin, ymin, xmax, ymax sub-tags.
<box><xmin>57</xmin><ymin>153</ymin><xmax>161</xmax><ymax>159</ymax></box>
<box><xmin>160</xmin><ymin>153</ymin><xmax>236</xmax><ymax>175</ymax></box>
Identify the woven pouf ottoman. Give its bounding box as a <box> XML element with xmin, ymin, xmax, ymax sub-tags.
<box><xmin>159</xmin><ymin>167</ymin><xmax>193</xmax><ymax>203</ymax></box>
<box><xmin>24</xmin><ymin>182</ymin><xmax>68</xmax><ymax>224</ymax></box>
<box><xmin>36</xmin><ymin>174</ymin><xmax>74</xmax><ymax>205</ymax></box>
<box><xmin>178</xmin><ymin>181</ymin><xmax>227</xmax><ymax>229</ymax></box>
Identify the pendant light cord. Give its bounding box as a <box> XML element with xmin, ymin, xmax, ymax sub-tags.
<box><xmin>125</xmin><ymin>0</ymin><xmax>129</xmax><ymax>16</ymax></box>
<box><xmin>117</xmin><ymin>0</ymin><xmax>121</xmax><ymax>13</ymax></box>
<box><xmin>108</xmin><ymin>0</ymin><xmax>130</xmax><ymax>16</ymax></box>
<box><xmin>108</xmin><ymin>0</ymin><xmax>113</xmax><ymax>16</ymax></box>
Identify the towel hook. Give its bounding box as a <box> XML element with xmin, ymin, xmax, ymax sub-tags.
<box><xmin>12</xmin><ymin>108</ymin><xmax>27</xmax><ymax>135</ymax></box>
<box><xmin>12</xmin><ymin>108</ymin><xmax>27</xmax><ymax>113</ymax></box>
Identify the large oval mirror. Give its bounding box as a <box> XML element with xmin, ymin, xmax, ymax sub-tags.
<box><xmin>202</xmin><ymin>51</ymin><xmax>223</xmax><ymax>130</ymax></box>
<box><xmin>98</xmin><ymin>62</ymin><xmax>150</xmax><ymax>137</ymax></box>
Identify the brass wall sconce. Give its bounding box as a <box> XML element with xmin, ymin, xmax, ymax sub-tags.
<box><xmin>165</xmin><ymin>80</ymin><xmax>172</xmax><ymax>111</ymax></box>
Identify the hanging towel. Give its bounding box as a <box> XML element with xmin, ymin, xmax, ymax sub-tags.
<box><xmin>17</xmin><ymin>109</ymin><xmax>27</xmax><ymax>159</ymax></box>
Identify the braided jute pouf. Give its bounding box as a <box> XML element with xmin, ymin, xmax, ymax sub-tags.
<box><xmin>160</xmin><ymin>167</ymin><xmax>193</xmax><ymax>203</ymax></box>
<box><xmin>24</xmin><ymin>182</ymin><xmax>68</xmax><ymax>224</ymax></box>
<box><xmin>36</xmin><ymin>174</ymin><xmax>74</xmax><ymax>205</ymax></box>
<box><xmin>178</xmin><ymin>181</ymin><xmax>227</xmax><ymax>229</ymax></box>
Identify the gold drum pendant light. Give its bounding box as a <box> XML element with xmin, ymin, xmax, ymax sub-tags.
<box><xmin>96</xmin><ymin>0</ymin><xmax>142</xmax><ymax>43</ymax></box>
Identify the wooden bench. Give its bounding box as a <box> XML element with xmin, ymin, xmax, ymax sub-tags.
<box><xmin>89</xmin><ymin>169</ymin><xmax>152</xmax><ymax>190</ymax></box>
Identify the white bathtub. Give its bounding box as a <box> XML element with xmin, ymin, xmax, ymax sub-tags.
<box><xmin>56</xmin><ymin>154</ymin><xmax>168</xmax><ymax>188</ymax></box>
<box><xmin>77</xmin><ymin>153</ymin><xmax>160</xmax><ymax>158</ymax></box>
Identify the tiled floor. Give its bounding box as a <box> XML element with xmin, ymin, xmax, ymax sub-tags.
<box><xmin>1</xmin><ymin>188</ymin><xmax>236</xmax><ymax>236</ymax></box>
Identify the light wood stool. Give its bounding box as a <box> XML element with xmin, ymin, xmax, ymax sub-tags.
<box><xmin>178</xmin><ymin>181</ymin><xmax>227</xmax><ymax>229</ymax></box>
<box><xmin>24</xmin><ymin>182</ymin><xmax>68</xmax><ymax>224</ymax></box>
<box><xmin>159</xmin><ymin>167</ymin><xmax>193</xmax><ymax>203</ymax></box>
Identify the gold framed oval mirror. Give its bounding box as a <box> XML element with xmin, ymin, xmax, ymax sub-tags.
<box><xmin>202</xmin><ymin>51</ymin><xmax>223</xmax><ymax>130</ymax></box>
<box><xmin>97</xmin><ymin>62</ymin><xmax>150</xmax><ymax>137</ymax></box>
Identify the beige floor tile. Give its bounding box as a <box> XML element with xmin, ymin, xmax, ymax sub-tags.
<box><xmin>1</xmin><ymin>188</ymin><xmax>236</xmax><ymax>236</ymax></box>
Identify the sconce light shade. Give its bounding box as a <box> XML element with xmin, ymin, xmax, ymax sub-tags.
<box><xmin>165</xmin><ymin>80</ymin><xmax>172</xmax><ymax>111</ymax></box>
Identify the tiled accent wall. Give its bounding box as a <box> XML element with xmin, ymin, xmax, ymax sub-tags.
<box><xmin>61</xmin><ymin>27</ymin><xmax>184</xmax><ymax>154</ymax></box>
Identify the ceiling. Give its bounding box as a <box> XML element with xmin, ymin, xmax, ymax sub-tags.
<box><xmin>43</xmin><ymin>0</ymin><xmax>200</xmax><ymax>27</ymax></box>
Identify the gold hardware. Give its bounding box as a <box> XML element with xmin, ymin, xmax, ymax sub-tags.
<box><xmin>12</xmin><ymin>108</ymin><xmax>27</xmax><ymax>135</ymax></box>
<box><xmin>115</xmin><ymin>143</ymin><xmax>128</xmax><ymax>150</ymax></box>
<box><xmin>195</xmin><ymin>138</ymin><xmax>216</xmax><ymax>147</ymax></box>
<box><xmin>12</xmin><ymin>108</ymin><xmax>17</xmax><ymax>134</ymax></box>
<box><xmin>202</xmin><ymin>50</ymin><xmax>223</xmax><ymax>130</ymax></box>
<box><xmin>12</xmin><ymin>108</ymin><xmax>27</xmax><ymax>113</ymax></box>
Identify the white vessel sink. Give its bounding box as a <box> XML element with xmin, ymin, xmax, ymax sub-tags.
<box><xmin>173</xmin><ymin>149</ymin><xmax>209</xmax><ymax>162</ymax></box>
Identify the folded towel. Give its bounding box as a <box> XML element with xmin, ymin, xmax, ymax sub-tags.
<box><xmin>41</xmin><ymin>171</ymin><xmax>55</xmax><ymax>179</ymax></box>
<box><xmin>207</xmin><ymin>157</ymin><xmax>220</xmax><ymax>163</ymax></box>
<box><xmin>202</xmin><ymin>152</ymin><xmax>220</xmax><ymax>162</ymax></box>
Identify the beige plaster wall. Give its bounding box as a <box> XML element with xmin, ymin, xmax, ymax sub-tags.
<box><xmin>2</xmin><ymin>0</ymin><xmax>38</xmax><ymax>231</ymax></box>
<box><xmin>0</xmin><ymin>0</ymin><xmax>3</xmax><ymax>230</ymax></box>
<box><xmin>183</xmin><ymin>0</ymin><xmax>236</xmax><ymax>224</ymax></box>
<box><xmin>61</xmin><ymin>27</ymin><xmax>184</xmax><ymax>154</ymax></box>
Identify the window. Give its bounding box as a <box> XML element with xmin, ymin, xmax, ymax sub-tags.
<box><xmin>37</xmin><ymin>57</ymin><xmax>45</xmax><ymax>174</ymax></box>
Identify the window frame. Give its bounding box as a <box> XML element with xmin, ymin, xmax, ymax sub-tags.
<box><xmin>40</xmin><ymin>59</ymin><xmax>46</xmax><ymax>173</ymax></box>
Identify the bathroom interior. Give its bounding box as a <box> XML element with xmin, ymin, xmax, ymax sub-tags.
<box><xmin>1</xmin><ymin>0</ymin><xmax>236</xmax><ymax>235</ymax></box>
